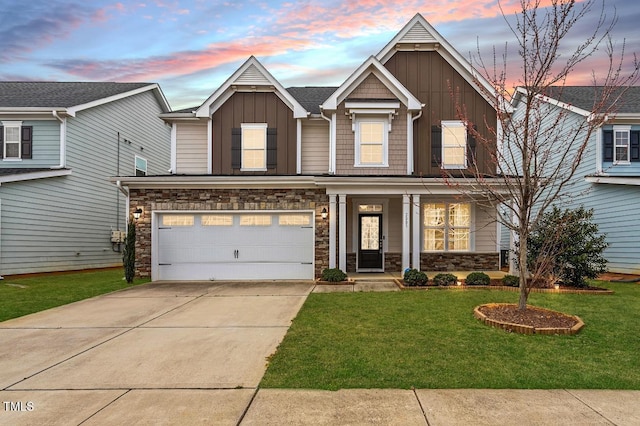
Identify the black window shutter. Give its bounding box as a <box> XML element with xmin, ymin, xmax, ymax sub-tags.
<box><xmin>21</xmin><ymin>126</ymin><xmax>33</xmax><ymax>159</ymax></box>
<box><xmin>431</xmin><ymin>125</ymin><xmax>442</xmax><ymax>167</ymax></box>
<box><xmin>266</xmin><ymin>128</ymin><xmax>277</xmax><ymax>168</ymax></box>
<box><xmin>0</xmin><ymin>126</ymin><xmax>4</xmax><ymax>159</ymax></box>
<box><xmin>467</xmin><ymin>124</ymin><xmax>477</xmax><ymax>167</ymax></box>
<box><xmin>630</xmin><ymin>130</ymin><xmax>640</xmax><ymax>162</ymax></box>
<box><xmin>602</xmin><ymin>130</ymin><xmax>613</xmax><ymax>161</ymax></box>
<box><xmin>231</xmin><ymin>128</ymin><xmax>241</xmax><ymax>169</ymax></box>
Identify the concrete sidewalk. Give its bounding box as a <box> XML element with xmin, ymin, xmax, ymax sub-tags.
<box><xmin>1</xmin><ymin>281</ymin><xmax>638</xmax><ymax>425</ymax></box>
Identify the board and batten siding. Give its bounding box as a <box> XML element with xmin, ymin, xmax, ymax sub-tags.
<box><xmin>175</xmin><ymin>122</ymin><xmax>208</xmax><ymax>174</ymax></box>
<box><xmin>301</xmin><ymin>119</ymin><xmax>329</xmax><ymax>174</ymax></box>
<box><xmin>0</xmin><ymin>119</ymin><xmax>60</xmax><ymax>168</ymax></box>
<box><xmin>0</xmin><ymin>90</ymin><xmax>171</xmax><ymax>275</ymax></box>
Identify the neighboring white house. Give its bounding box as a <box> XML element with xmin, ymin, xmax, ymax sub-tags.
<box><xmin>0</xmin><ymin>82</ymin><xmax>171</xmax><ymax>276</ymax></box>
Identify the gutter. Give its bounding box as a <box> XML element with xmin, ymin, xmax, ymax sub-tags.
<box><xmin>409</xmin><ymin>107</ymin><xmax>424</xmax><ymax>174</ymax></box>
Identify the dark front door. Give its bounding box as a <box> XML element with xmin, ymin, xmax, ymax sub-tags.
<box><xmin>358</xmin><ymin>214</ymin><xmax>383</xmax><ymax>270</ymax></box>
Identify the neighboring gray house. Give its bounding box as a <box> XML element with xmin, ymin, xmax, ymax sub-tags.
<box><xmin>503</xmin><ymin>86</ymin><xmax>640</xmax><ymax>275</ymax></box>
<box><xmin>0</xmin><ymin>82</ymin><xmax>171</xmax><ymax>276</ymax></box>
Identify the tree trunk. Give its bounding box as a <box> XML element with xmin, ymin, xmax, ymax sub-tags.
<box><xmin>518</xmin><ymin>230</ymin><xmax>528</xmax><ymax>311</ymax></box>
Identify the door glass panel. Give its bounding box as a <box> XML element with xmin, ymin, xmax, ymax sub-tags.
<box><xmin>358</xmin><ymin>204</ymin><xmax>383</xmax><ymax>212</ymax></box>
<box><xmin>360</xmin><ymin>216</ymin><xmax>380</xmax><ymax>250</ymax></box>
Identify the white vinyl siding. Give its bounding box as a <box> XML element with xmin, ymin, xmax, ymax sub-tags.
<box><xmin>175</xmin><ymin>122</ymin><xmax>208</xmax><ymax>174</ymax></box>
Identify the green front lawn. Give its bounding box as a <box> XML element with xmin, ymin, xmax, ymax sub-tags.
<box><xmin>0</xmin><ymin>268</ymin><xmax>149</xmax><ymax>322</ymax></box>
<box><xmin>261</xmin><ymin>281</ymin><xmax>640</xmax><ymax>389</ymax></box>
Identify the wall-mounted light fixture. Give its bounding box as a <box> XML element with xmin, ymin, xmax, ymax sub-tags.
<box><xmin>133</xmin><ymin>207</ymin><xmax>143</xmax><ymax>220</ymax></box>
<box><xmin>321</xmin><ymin>207</ymin><xmax>328</xmax><ymax>220</ymax></box>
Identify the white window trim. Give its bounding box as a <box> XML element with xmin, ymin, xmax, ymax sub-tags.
<box><xmin>135</xmin><ymin>155</ymin><xmax>148</xmax><ymax>176</ymax></box>
<box><xmin>441</xmin><ymin>120</ymin><xmax>467</xmax><ymax>169</ymax></box>
<box><xmin>613</xmin><ymin>125</ymin><xmax>631</xmax><ymax>165</ymax></box>
<box><xmin>2</xmin><ymin>120</ymin><xmax>22</xmax><ymax>161</ymax></box>
<box><xmin>241</xmin><ymin>123</ymin><xmax>268</xmax><ymax>171</ymax></box>
<box><xmin>354</xmin><ymin>117</ymin><xmax>389</xmax><ymax>167</ymax></box>
<box><xmin>422</xmin><ymin>202</ymin><xmax>472</xmax><ymax>252</ymax></box>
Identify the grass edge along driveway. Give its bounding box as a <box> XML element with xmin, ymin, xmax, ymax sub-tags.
<box><xmin>261</xmin><ymin>281</ymin><xmax>640</xmax><ymax>390</ymax></box>
<box><xmin>0</xmin><ymin>268</ymin><xmax>148</xmax><ymax>322</ymax></box>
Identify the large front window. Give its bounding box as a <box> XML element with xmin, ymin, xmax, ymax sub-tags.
<box><xmin>241</xmin><ymin>123</ymin><xmax>267</xmax><ymax>170</ymax></box>
<box><xmin>355</xmin><ymin>119</ymin><xmax>387</xmax><ymax>167</ymax></box>
<box><xmin>423</xmin><ymin>203</ymin><xmax>470</xmax><ymax>251</ymax></box>
<box><xmin>441</xmin><ymin>120</ymin><xmax>467</xmax><ymax>169</ymax></box>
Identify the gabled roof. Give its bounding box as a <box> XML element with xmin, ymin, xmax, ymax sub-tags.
<box><xmin>321</xmin><ymin>56</ymin><xmax>423</xmax><ymax>111</ymax></box>
<box><xmin>377</xmin><ymin>13</ymin><xmax>499</xmax><ymax>108</ymax></box>
<box><xmin>287</xmin><ymin>87</ymin><xmax>338</xmax><ymax>115</ymax></box>
<box><xmin>195</xmin><ymin>56</ymin><xmax>308</xmax><ymax>118</ymax></box>
<box><xmin>0</xmin><ymin>82</ymin><xmax>171</xmax><ymax>115</ymax></box>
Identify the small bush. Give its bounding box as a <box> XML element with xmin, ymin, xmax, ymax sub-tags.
<box><xmin>403</xmin><ymin>268</ymin><xmax>428</xmax><ymax>286</ymax></box>
<box><xmin>502</xmin><ymin>274</ymin><xmax>519</xmax><ymax>287</ymax></box>
<box><xmin>321</xmin><ymin>268</ymin><xmax>347</xmax><ymax>282</ymax></box>
<box><xmin>465</xmin><ymin>272</ymin><xmax>490</xmax><ymax>286</ymax></box>
<box><xmin>433</xmin><ymin>273</ymin><xmax>457</xmax><ymax>287</ymax></box>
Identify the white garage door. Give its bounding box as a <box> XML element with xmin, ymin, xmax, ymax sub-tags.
<box><xmin>155</xmin><ymin>212</ymin><xmax>314</xmax><ymax>280</ymax></box>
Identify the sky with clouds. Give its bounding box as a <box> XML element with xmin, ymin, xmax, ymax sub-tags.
<box><xmin>1</xmin><ymin>0</ymin><xmax>638</xmax><ymax>110</ymax></box>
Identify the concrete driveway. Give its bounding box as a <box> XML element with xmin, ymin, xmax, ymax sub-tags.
<box><xmin>0</xmin><ymin>281</ymin><xmax>314</xmax><ymax>425</ymax></box>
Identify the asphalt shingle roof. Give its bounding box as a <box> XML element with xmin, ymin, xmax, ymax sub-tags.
<box><xmin>544</xmin><ymin>86</ymin><xmax>640</xmax><ymax>114</ymax></box>
<box><xmin>0</xmin><ymin>82</ymin><xmax>153</xmax><ymax>108</ymax></box>
<box><xmin>287</xmin><ymin>86</ymin><xmax>338</xmax><ymax>115</ymax></box>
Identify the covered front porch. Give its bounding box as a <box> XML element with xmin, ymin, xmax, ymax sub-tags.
<box><xmin>320</xmin><ymin>177</ymin><xmax>505</xmax><ymax>274</ymax></box>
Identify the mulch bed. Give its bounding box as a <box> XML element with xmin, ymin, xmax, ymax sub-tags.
<box><xmin>474</xmin><ymin>303</ymin><xmax>584</xmax><ymax>335</ymax></box>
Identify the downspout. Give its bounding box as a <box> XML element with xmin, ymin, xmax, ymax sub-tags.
<box><xmin>409</xmin><ymin>107</ymin><xmax>424</xmax><ymax>175</ymax></box>
<box><xmin>51</xmin><ymin>110</ymin><xmax>67</xmax><ymax>169</ymax></box>
<box><xmin>320</xmin><ymin>109</ymin><xmax>334</xmax><ymax>174</ymax></box>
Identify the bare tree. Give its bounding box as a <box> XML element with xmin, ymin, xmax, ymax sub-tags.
<box><xmin>451</xmin><ymin>0</ymin><xmax>639</xmax><ymax>310</ymax></box>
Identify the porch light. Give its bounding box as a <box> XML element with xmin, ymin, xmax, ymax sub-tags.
<box><xmin>321</xmin><ymin>207</ymin><xmax>328</xmax><ymax>220</ymax></box>
<box><xmin>133</xmin><ymin>208</ymin><xmax>143</xmax><ymax>220</ymax></box>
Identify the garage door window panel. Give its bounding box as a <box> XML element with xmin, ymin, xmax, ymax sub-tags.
<box><xmin>279</xmin><ymin>214</ymin><xmax>311</xmax><ymax>226</ymax></box>
<box><xmin>162</xmin><ymin>215</ymin><xmax>194</xmax><ymax>226</ymax></box>
<box><xmin>201</xmin><ymin>215</ymin><xmax>233</xmax><ymax>226</ymax></box>
<box><xmin>240</xmin><ymin>214</ymin><xmax>272</xmax><ymax>226</ymax></box>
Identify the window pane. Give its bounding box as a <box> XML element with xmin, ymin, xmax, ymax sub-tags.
<box><xmin>243</xmin><ymin>128</ymin><xmax>265</xmax><ymax>149</ymax></box>
<box><xmin>423</xmin><ymin>204</ymin><xmax>446</xmax><ymax>227</ymax></box>
<box><xmin>279</xmin><ymin>214</ymin><xmax>311</xmax><ymax>226</ymax></box>
<box><xmin>162</xmin><ymin>215</ymin><xmax>194</xmax><ymax>226</ymax></box>
<box><xmin>424</xmin><ymin>229</ymin><xmax>445</xmax><ymax>251</ymax></box>
<box><xmin>5</xmin><ymin>143</ymin><xmax>19</xmax><ymax>158</ymax></box>
<box><xmin>201</xmin><ymin>215</ymin><xmax>233</xmax><ymax>226</ymax></box>
<box><xmin>240</xmin><ymin>215</ymin><xmax>272</xmax><ymax>226</ymax></box>
<box><xmin>449</xmin><ymin>203</ymin><xmax>470</xmax><ymax>227</ymax></box>
<box><xmin>615</xmin><ymin>147</ymin><xmax>629</xmax><ymax>162</ymax></box>
<box><xmin>243</xmin><ymin>150</ymin><xmax>265</xmax><ymax>169</ymax></box>
<box><xmin>358</xmin><ymin>204</ymin><xmax>383</xmax><ymax>212</ymax></box>
<box><xmin>449</xmin><ymin>229</ymin><xmax>470</xmax><ymax>250</ymax></box>
<box><xmin>360</xmin><ymin>122</ymin><xmax>384</xmax><ymax>143</ymax></box>
<box><xmin>360</xmin><ymin>144</ymin><xmax>383</xmax><ymax>164</ymax></box>
<box><xmin>442</xmin><ymin>121</ymin><xmax>466</xmax><ymax>167</ymax></box>
<box><xmin>5</xmin><ymin>127</ymin><xmax>19</xmax><ymax>142</ymax></box>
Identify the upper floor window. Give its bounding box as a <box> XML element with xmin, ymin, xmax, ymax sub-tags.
<box><xmin>355</xmin><ymin>119</ymin><xmax>388</xmax><ymax>167</ymax></box>
<box><xmin>241</xmin><ymin>123</ymin><xmax>267</xmax><ymax>171</ymax></box>
<box><xmin>441</xmin><ymin>121</ymin><xmax>467</xmax><ymax>169</ymax></box>
<box><xmin>614</xmin><ymin>126</ymin><xmax>630</xmax><ymax>164</ymax></box>
<box><xmin>135</xmin><ymin>156</ymin><xmax>147</xmax><ymax>176</ymax></box>
<box><xmin>423</xmin><ymin>202</ymin><xmax>470</xmax><ymax>251</ymax></box>
<box><xmin>1</xmin><ymin>121</ymin><xmax>32</xmax><ymax>161</ymax></box>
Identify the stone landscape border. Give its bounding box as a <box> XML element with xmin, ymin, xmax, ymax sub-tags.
<box><xmin>394</xmin><ymin>280</ymin><xmax>614</xmax><ymax>295</ymax></box>
<box><xmin>474</xmin><ymin>303</ymin><xmax>585</xmax><ymax>335</ymax></box>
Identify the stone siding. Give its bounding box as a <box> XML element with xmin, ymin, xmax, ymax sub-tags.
<box><xmin>129</xmin><ymin>188</ymin><xmax>329</xmax><ymax>279</ymax></box>
<box><xmin>420</xmin><ymin>252</ymin><xmax>500</xmax><ymax>271</ymax></box>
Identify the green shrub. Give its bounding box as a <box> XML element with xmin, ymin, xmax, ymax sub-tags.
<box><xmin>403</xmin><ymin>268</ymin><xmax>428</xmax><ymax>286</ymax></box>
<box><xmin>465</xmin><ymin>272</ymin><xmax>490</xmax><ymax>286</ymax></box>
<box><xmin>321</xmin><ymin>268</ymin><xmax>347</xmax><ymax>282</ymax></box>
<box><xmin>433</xmin><ymin>273</ymin><xmax>457</xmax><ymax>287</ymax></box>
<box><xmin>527</xmin><ymin>206</ymin><xmax>608</xmax><ymax>288</ymax></box>
<box><xmin>502</xmin><ymin>274</ymin><xmax>519</xmax><ymax>287</ymax></box>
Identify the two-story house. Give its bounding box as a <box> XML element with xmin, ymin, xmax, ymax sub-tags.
<box><xmin>0</xmin><ymin>82</ymin><xmax>171</xmax><ymax>276</ymax></box>
<box><xmin>117</xmin><ymin>14</ymin><xmax>508</xmax><ymax>281</ymax></box>
<box><xmin>502</xmin><ymin>86</ymin><xmax>640</xmax><ymax>275</ymax></box>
